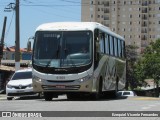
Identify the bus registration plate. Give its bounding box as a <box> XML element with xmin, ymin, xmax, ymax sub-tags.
<box><xmin>56</xmin><ymin>85</ymin><xmax>65</xmax><ymax>89</ymax></box>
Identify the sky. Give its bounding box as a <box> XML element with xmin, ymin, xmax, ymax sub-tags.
<box><xmin>0</xmin><ymin>0</ymin><xmax>81</xmax><ymax>48</ymax></box>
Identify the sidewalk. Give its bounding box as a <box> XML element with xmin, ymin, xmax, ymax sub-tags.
<box><xmin>0</xmin><ymin>94</ymin><xmax>6</xmax><ymax>100</ymax></box>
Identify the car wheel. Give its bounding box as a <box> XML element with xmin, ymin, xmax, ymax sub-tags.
<box><xmin>7</xmin><ymin>97</ymin><xmax>13</xmax><ymax>100</ymax></box>
<box><xmin>37</xmin><ymin>92</ymin><xmax>43</xmax><ymax>98</ymax></box>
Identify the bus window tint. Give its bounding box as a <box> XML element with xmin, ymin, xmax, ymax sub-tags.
<box><xmin>121</xmin><ymin>41</ymin><xmax>125</xmax><ymax>58</ymax></box>
<box><xmin>100</xmin><ymin>37</ymin><xmax>105</xmax><ymax>53</ymax></box>
<box><xmin>105</xmin><ymin>34</ymin><xmax>109</xmax><ymax>54</ymax></box>
<box><xmin>118</xmin><ymin>39</ymin><xmax>122</xmax><ymax>57</ymax></box>
<box><xmin>109</xmin><ymin>36</ymin><xmax>114</xmax><ymax>56</ymax></box>
<box><xmin>35</xmin><ymin>32</ymin><xmax>61</xmax><ymax>59</ymax></box>
<box><xmin>114</xmin><ymin>37</ymin><xmax>118</xmax><ymax>57</ymax></box>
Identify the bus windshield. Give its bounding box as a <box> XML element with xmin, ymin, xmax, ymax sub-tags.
<box><xmin>33</xmin><ymin>31</ymin><xmax>93</xmax><ymax>68</ymax></box>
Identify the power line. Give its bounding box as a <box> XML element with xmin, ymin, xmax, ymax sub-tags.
<box><xmin>21</xmin><ymin>1</ymin><xmax>81</xmax><ymax>17</ymax></box>
<box><xmin>28</xmin><ymin>6</ymin><xmax>80</xmax><ymax>21</ymax></box>
<box><xmin>22</xmin><ymin>0</ymin><xmax>33</xmax><ymax>4</ymax></box>
<box><xmin>20</xmin><ymin>4</ymin><xmax>82</xmax><ymax>7</ymax></box>
<box><xmin>60</xmin><ymin>0</ymin><xmax>81</xmax><ymax>4</ymax></box>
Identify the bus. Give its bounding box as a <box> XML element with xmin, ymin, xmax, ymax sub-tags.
<box><xmin>32</xmin><ymin>22</ymin><xmax>126</xmax><ymax>101</ymax></box>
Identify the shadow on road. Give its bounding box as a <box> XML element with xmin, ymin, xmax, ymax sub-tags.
<box><xmin>35</xmin><ymin>95</ymin><xmax>128</xmax><ymax>102</ymax></box>
<box><xmin>15</xmin><ymin>96</ymin><xmax>43</xmax><ymax>100</ymax></box>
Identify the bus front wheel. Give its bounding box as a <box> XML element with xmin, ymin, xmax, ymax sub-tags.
<box><xmin>92</xmin><ymin>78</ymin><xmax>103</xmax><ymax>100</ymax></box>
<box><xmin>44</xmin><ymin>92</ymin><xmax>53</xmax><ymax>101</ymax></box>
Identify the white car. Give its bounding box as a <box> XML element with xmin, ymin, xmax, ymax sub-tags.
<box><xmin>6</xmin><ymin>68</ymin><xmax>40</xmax><ymax>100</ymax></box>
<box><xmin>117</xmin><ymin>91</ymin><xmax>137</xmax><ymax>97</ymax></box>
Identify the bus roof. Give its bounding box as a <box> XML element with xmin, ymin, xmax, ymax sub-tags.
<box><xmin>36</xmin><ymin>22</ymin><xmax>124</xmax><ymax>40</ymax></box>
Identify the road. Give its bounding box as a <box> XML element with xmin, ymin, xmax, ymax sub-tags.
<box><xmin>0</xmin><ymin>94</ymin><xmax>160</xmax><ymax>120</ymax></box>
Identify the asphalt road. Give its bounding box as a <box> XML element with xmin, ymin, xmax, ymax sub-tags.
<box><xmin>0</xmin><ymin>94</ymin><xmax>160</xmax><ymax>120</ymax></box>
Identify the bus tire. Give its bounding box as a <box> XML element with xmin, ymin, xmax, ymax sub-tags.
<box><xmin>92</xmin><ymin>78</ymin><xmax>103</xmax><ymax>100</ymax></box>
<box><xmin>115</xmin><ymin>78</ymin><xmax>118</xmax><ymax>93</ymax></box>
<box><xmin>67</xmin><ymin>94</ymin><xmax>76</xmax><ymax>100</ymax></box>
<box><xmin>113</xmin><ymin>77</ymin><xmax>119</xmax><ymax>98</ymax></box>
<box><xmin>44</xmin><ymin>92</ymin><xmax>53</xmax><ymax>101</ymax></box>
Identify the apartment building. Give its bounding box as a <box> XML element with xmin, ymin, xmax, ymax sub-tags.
<box><xmin>81</xmin><ymin>0</ymin><xmax>160</xmax><ymax>53</ymax></box>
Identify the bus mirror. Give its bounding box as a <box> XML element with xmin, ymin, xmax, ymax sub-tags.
<box><xmin>96</xmin><ymin>37</ymin><xmax>99</xmax><ymax>42</ymax></box>
<box><xmin>27</xmin><ymin>36</ymin><xmax>34</xmax><ymax>52</ymax></box>
<box><xmin>27</xmin><ymin>41</ymin><xmax>31</xmax><ymax>51</ymax></box>
<box><xmin>94</xmin><ymin>29</ymin><xmax>99</xmax><ymax>42</ymax></box>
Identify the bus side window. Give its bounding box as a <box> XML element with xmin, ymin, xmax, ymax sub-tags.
<box><xmin>121</xmin><ymin>41</ymin><xmax>125</xmax><ymax>58</ymax></box>
<box><xmin>114</xmin><ymin>37</ymin><xmax>118</xmax><ymax>57</ymax></box>
<box><xmin>99</xmin><ymin>33</ymin><xmax>105</xmax><ymax>54</ymax></box>
<box><xmin>105</xmin><ymin>34</ymin><xmax>109</xmax><ymax>54</ymax></box>
<box><xmin>109</xmin><ymin>35</ymin><xmax>114</xmax><ymax>56</ymax></box>
<box><xmin>118</xmin><ymin>39</ymin><xmax>122</xmax><ymax>58</ymax></box>
<box><xmin>123</xmin><ymin>41</ymin><xmax>126</xmax><ymax>58</ymax></box>
<box><xmin>112</xmin><ymin>36</ymin><xmax>115</xmax><ymax>56</ymax></box>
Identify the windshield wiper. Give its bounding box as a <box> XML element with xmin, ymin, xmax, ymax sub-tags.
<box><xmin>46</xmin><ymin>47</ymin><xmax>60</xmax><ymax>67</ymax></box>
<box><xmin>56</xmin><ymin>45</ymin><xmax>60</xmax><ymax>59</ymax></box>
<box><xmin>46</xmin><ymin>42</ymin><xmax>60</xmax><ymax>67</ymax></box>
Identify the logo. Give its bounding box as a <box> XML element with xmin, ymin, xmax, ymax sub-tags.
<box><xmin>56</xmin><ymin>76</ymin><xmax>65</xmax><ymax>80</ymax></box>
<box><xmin>2</xmin><ymin>112</ymin><xmax>11</xmax><ymax>117</ymax></box>
<box><xmin>19</xmin><ymin>84</ymin><xmax>22</xmax><ymax>89</ymax></box>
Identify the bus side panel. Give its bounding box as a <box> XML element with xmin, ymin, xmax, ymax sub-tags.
<box><xmin>116</xmin><ymin>59</ymin><xmax>126</xmax><ymax>90</ymax></box>
<box><xmin>92</xmin><ymin>54</ymin><xmax>109</xmax><ymax>92</ymax></box>
<box><xmin>93</xmin><ymin>54</ymin><xmax>126</xmax><ymax>92</ymax></box>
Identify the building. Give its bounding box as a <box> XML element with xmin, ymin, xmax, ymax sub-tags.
<box><xmin>2</xmin><ymin>46</ymin><xmax>32</xmax><ymax>60</ymax></box>
<box><xmin>81</xmin><ymin>0</ymin><xmax>160</xmax><ymax>53</ymax></box>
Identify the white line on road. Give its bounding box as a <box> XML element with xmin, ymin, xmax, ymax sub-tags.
<box><xmin>141</xmin><ymin>107</ymin><xmax>151</xmax><ymax>110</ymax></box>
<box><xmin>148</xmin><ymin>104</ymin><xmax>156</xmax><ymax>107</ymax></box>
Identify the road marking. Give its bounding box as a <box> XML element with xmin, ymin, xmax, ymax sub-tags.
<box><xmin>148</xmin><ymin>105</ymin><xmax>156</xmax><ymax>107</ymax></box>
<box><xmin>141</xmin><ymin>103</ymin><xmax>160</xmax><ymax>110</ymax></box>
<box><xmin>141</xmin><ymin>107</ymin><xmax>151</xmax><ymax>110</ymax></box>
<box><xmin>130</xmin><ymin>97</ymin><xmax>160</xmax><ymax>100</ymax></box>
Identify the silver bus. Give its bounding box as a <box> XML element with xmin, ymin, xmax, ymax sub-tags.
<box><xmin>32</xmin><ymin>22</ymin><xmax>126</xmax><ymax>101</ymax></box>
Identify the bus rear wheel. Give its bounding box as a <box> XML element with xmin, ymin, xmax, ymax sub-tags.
<box><xmin>44</xmin><ymin>92</ymin><xmax>53</xmax><ymax>101</ymax></box>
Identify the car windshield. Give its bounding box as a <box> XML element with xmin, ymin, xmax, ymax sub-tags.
<box><xmin>33</xmin><ymin>31</ymin><xmax>93</xmax><ymax>68</ymax></box>
<box><xmin>123</xmin><ymin>92</ymin><xmax>131</xmax><ymax>95</ymax></box>
<box><xmin>11</xmin><ymin>71</ymin><xmax>32</xmax><ymax>80</ymax></box>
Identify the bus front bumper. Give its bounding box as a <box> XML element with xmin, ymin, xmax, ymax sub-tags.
<box><xmin>32</xmin><ymin>76</ymin><xmax>94</xmax><ymax>93</ymax></box>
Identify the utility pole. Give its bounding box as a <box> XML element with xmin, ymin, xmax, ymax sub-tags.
<box><xmin>0</xmin><ymin>17</ymin><xmax>7</xmax><ymax>65</ymax></box>
<box><xmin>4</xmin><ymin>2</ymin><xmax>20</xmax><ymax>71</ymax></box>
<box><xmin>15</xmin><ymin>0</ymin><xmax>20</xmax><ymax>71</ymax></box>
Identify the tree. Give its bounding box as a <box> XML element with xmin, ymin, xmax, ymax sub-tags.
<box><xmin>125</xmin><ymin>45</ymin><xmax>139</xmax><ymax>90</ymax></box>
<box><xmin>135</xmin><ymin>39</ymin><xmax>160</xmax><ymax>97</ymax></box>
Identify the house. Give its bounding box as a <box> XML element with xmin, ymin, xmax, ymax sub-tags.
<box><xmin>2</xmin><ymin>46</ymin><xmax>32</xmax><ymax>60</ymax></box>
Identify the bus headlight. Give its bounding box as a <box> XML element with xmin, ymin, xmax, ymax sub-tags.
<box><xmin>79</xmin><ymin>74</ymin><xmax>93</xmax><ymax>83</ymax></box>
<box><xmin>32</xmin><ymin>75</ymin><xmax>42</xmax><ymax>82</ymax></box>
